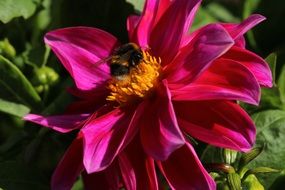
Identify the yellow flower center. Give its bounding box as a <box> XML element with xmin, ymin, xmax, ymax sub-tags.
<box><xmin>106</xmin><ymin>51</ymin><xmax>161</xmax><ymax>105</ymax></box>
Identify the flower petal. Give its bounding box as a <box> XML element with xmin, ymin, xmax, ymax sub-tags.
<box><xmin>119</xmin><ymin>138</ymin><xmax>158</xmax><ymax>190</ymax></box>
<box><xmin>222</xmin><ymin>14</ymin><xmax>265</xmax><ymax>40</ymax></box>
<box><xmin>174</xmin><ymin>101</ymin><xmax>256</xmax><ymax>151</ymax></box>
<box><xmin>140</xmin><ymin>80</ymin><xmax>185</xmax><ymax>160</ymax></box>
<box><xmin>170</xmin><ymin>58</ymin><xmax>260</xmax><ymax>105</ymax></box>
<box><xmin>23</xmin><ymin>114</ymin><xmax>89</xmax><ymax>133</ymax></box>
<box><xmin>157</xmin><ymin>143</ymin><xmax>216</xmax><ymax>190</ymax></box>
<box><xmin>45</xmin><ymin>27</ymin><xmax>119</xmax><ymax>91</ymax></box>
<box><xmin>128</xmin><ymin>0</ymin><xmax>173</xmax><ymax>43</ymax></box>
<box><xmin>82</xmin><ymin>104</ymin><xmax>144</xmax><ymax>173</ymax></box>
<box><xmin>51</xmin><ymin>137</ymin><xmax>84</xmax><ymax>190</ymax></box>
<box><xmin>67</xmin><ymin>86</ymin><xmax>108</xmax><ymax>100</ymax></box>
<box><xmin>166</xmin><ymin>24</ymin><xmax>234</xmax><ymax>84</ymax></box>
<box><xmin>127</xmin><ymin>15</ymin><xmax>140</xmax><ymax>41</ymax></box>
<box><xmin>152</xmin><ymin>0</ymin><xmax>172</xmax><ymax>26</ymax></box>
<box><xmin>222</xmin><ymin>46</ymin><xmax>273</xmax><ymax>87</ymax></box>
<box><xmin>150</xmin><ymin>0</ymin><xmax>202</xmax><ymax>63</ymax></box>
<box><xmin>133</xmin><ymin>0</ymin><xmax>159</xmax><ymax>47</ymax></box>
<box><xmin>81</xmin><ymin>161</ymin><xmax>121</xmax><ymax>190</ymax></box>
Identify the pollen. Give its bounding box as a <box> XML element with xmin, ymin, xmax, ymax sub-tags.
<box><xmin>106</xmin><ymin>51</ymin><xmax>161</xmax><ymax>105</ymax></box>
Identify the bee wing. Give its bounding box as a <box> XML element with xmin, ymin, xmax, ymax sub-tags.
<box><xmin>90</xmin><ymin>56</ymin><xmax>112</xmax><ymax>68</ymax></box>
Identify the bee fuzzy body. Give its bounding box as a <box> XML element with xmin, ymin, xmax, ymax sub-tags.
<box><xmin>109</xmin><ymin>43</ymin><xmax>143</xmax><ymax>80</ymax></box>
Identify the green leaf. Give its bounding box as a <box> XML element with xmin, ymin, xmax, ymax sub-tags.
<box><xmin>205</xmin><ymin>3</ymin><xmax>239</xmax><ymax>23</ymax></box>
<box><xmin>247</xmin><ymin>167</ymin><xmax>279</xmax><ymax>174</ymax></box>
<box><xmin>201</xmin><ymin>145</ymin><xmax>223</xmax><ymax>164</ymax></box>
<box><xmin>243</xmin><ymin>0</ymin><xmax>261</xmax><ymax>19</ymax></box>
<box><xmin>278</xmin><ymin>65</ymin><xmax>285</xmax><ymax>104</ymax></box>
<box><xmin>72</xmin><ymin>177</ymin><xmax>84</xmax><ymax>190</ymax></box>
<box><xmin>0</xmin><ymin>0</ymin><xmax>41</xmax><ymax>23</ymax></box>
<box><xmin>0</xmin><ymin>161</ymin><xmax>49</xmax><ymax>190</ymax></box>
<box><xmin>269</xmin><ymin>173</ymin><xmax>285</xmax><ymax>190</ymax></box>
<box><xmin>0</xmin><ymin>131</ymin><xmax>27</xmax><ymax>153</ymax></box>
<box><xmin>242</xmin><ymin>174</ymin><xmax>264</xmax><ymax>190</ymax></box>
<box><xmin>250</xmin><ymin>110</ymin><xmax>285</xmax><ymax>188</ymax></box>
<box><xmin>0</xmin><ymin>56</ymin><xmax>42</xmax><ymax>111</ymax></box>
<box><xmin>260</xmin><ymin>88</ymin><xmax>282</xmax><ymax>110</ymax></box>
<box><xmin>266</xmin><ymin>53</ymin><xmax>277</xmax><ymax>84</ymax></box>
<box><xmin>241</xmin><ymin>52</ymin><xmax>279</xmax><ymax>112</ymax></box>
<box><xmin>0</xmin><ymin>98</ymin><xmax>30</xmax><ymax>117</ymax></box>
<box><xmin>191</xmin><ymin>7</ymin><xmax>217</xmax><ymax>32</ymax></box>
<box><xmin>126</xmin><ymin>0</ymin><xmax>144</xmax><ymax>12</ymax></box>
<box><xmin>42</xmin><ymin>78</ymin><xmax>73</xmax><ymax>115</ymax></box>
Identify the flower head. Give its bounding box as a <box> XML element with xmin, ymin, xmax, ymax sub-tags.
<box><xmin>24</xmin><ymin>0</ymin><xmax>272</xmax><ymax>189</ymax></box>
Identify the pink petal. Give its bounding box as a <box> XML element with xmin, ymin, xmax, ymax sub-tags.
<box><xmin>174</xmin><ymin>101</ymin><xmax>256</xmax><ymax>151</ymax></box>
<box><xmin>222</xmin><ymin>46</ymin><xmax>273</xmax><ymax>87</ymax></box>
<box><xmin>157</xmin><ymin>143</ymin><xmax>216</xmax><ymax>190</ymax></box>
<box><xmin>45</xmin><ymin>27</ymin><xmax>119</xmax><ymax>91</ymax></box>
<box><xmin>166</xmin><ymin>24</ymin><xmax>234</xmax><ymax>84</ymax></box>
<box><xmin>23</xmin><ymin>114</ymin><xmax>89</xmax><ymax>133</ymax></box>
<box><xmin>140</xmin><ymin>80</ymin><xmax>185</xmax><ymax>161</ymax></box>
<box><xmin>128</xmin><ymin>0</ymin><xmax>172</xmax><ymax>43</ymax></box>
<box><xmin>152</xmin><ymin>0</ymin><xmax>172</xmax><ymax>27</ymax></box>
<box><xmin>65</xmin><ymin>100</ymin><xmax>104</xmax><ymax>114</ymax></box>
<box><xmin>65</xmin><ymin>88</ymin><xmax>109</xmax><ymax>114</ymax></box>
<box><xmin>170</xmin><ymin>58</ymin><xmax>261</xmax><ymax>105</ymax></box>
<box><xmin>132</xmin><ymin>0</ymin><xmax>159</xmax><ymax>47</ymax></box>
<box><xmin>150</xmin><ymin>0</ymin><xmax>202</xmax><ymax>63</ymax></box>
<box><xmin>234</xmin><ymin>36</ymin><xmax>246</xmax><ymax>48</ymax></box>
<box><xmin>127</xmin><ymin>15</ymin><xmax>140</xmax><ymax>41</ymax></box>
<box><xmin>82</xmin><ymin>161</ymin><xmax>121</xmax><ymax>190</ymax></box>
<box><xmin>222</xmin><ymin>14</ymin><xmax>265</xmax><ymax>40</ymax></box>
<box><xmin>51</xmin><ymin>137</ymin><xmax>84</xmax><ymax>190</ymax></box>
<box><xmin>82</xmin><ymin>104</ymin><xmax>143</xmax><ymax>173</ymax></box>
<box><xmin>119</xmin><ymin>138</ymin><xmax>158</xmax><ymax>190</ymax></box>
<box><xmin>67</xmin><ymin>86</ymin><xmax>108</xmax><ymax>100</ymax></box>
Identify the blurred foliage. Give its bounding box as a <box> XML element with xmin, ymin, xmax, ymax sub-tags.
<box><xmin>0</xmin><ymin>0</ymin><xmax>285</xmax><ymax>189</ymax></box>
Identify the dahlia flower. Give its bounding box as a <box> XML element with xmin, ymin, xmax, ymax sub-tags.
<box><xmin>24</xmin><ymin>0</ymin><xmax>272</xmax><ymax>189</ymax></box>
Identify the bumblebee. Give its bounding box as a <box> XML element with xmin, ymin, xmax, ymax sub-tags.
<box><xmin>109</xmin><ymin>43</ymin><xmax>143</xmax><ymax>79</ymax></box>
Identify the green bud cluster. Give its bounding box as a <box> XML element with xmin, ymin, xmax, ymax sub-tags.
<box><xmin>206</xmin><ymin>146</ymin><xmax>279</xmax><ymax>190</ymax></box>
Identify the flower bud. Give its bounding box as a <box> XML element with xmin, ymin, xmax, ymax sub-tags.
<box><xmin>227</xmin><ymin>173</ymin><xmax>242</xmax><ymax>190</ymax></box>
<box><xmin>206</xmin><ymin>163</ymin><xmax>235</xmax><ymax>174</ymax></box>
<box><xmin>239</xmin><ymin>146</ymin><xmax>263</xmax><ymax>169</ymax></box>
<box><xmin>32</xmin><ymin>66</ymin><xmax>59</xmax><ymax>86</ymax></box>
<box><xmin>223</xmin><ymin>149</ymin><xmax>238</xmax><ymax>164</ymax></box>
<box><xmin>0</xmin><ymin>38</ymin><xmax>16</xmax><ymax>58</ymax></box>
<box><xmin>217</xmin><ymin>182</ymin><xmax>230</xmax><ymax>190</ymax></box>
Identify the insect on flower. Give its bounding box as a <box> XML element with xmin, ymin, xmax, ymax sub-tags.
<box><xmin>23</xmin><ymin>0</ymin><xmax>273</xmax><ymax>189</ymax></box>
<box><xmin>109</xmin><ymin>43</ymin><xmax>143</xmax><ymax>79</ymax></box>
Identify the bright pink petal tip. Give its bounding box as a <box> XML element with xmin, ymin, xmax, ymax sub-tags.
<box><xmin>223</xmin><ymin>46</ymin><xmax>273</xmax><ymax>88</ymax></box>
<box><xmin>223</xmin><ymin>14</ymin><xmax>266</xmax><ymax>40</ymax></box>
<box><xmin>23</xmin><ymin>114</ymin><xmax>89</xmax><ymax>133</ymax></box>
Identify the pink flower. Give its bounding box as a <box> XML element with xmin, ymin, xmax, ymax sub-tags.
<box><xmin>24</xmin><ymin>0</ymin><xmax>272</xmax><ymax>189</ymax></box>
